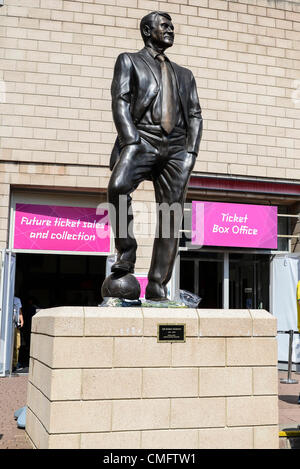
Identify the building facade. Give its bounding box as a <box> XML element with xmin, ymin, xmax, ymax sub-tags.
<box><xmin>1</xmin><ymin>0</ymin><xmax>300</xmax><ymax>372</ymax></box>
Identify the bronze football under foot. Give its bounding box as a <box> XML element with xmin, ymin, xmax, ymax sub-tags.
<box><xmin>101</xmin><ymin>270</ymin><xmax>140</xmax><ymax>300</ymax></box>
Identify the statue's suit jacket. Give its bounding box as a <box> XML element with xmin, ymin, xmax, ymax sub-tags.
<box><xmin>110</xmin><ymin>47</ymin><xmax>203</xmax><ymax>170</ymax></box>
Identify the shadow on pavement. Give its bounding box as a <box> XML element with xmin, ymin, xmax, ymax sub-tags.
<box><xmin>279</xmin><ymin>395</ymin><xmax>300</xmax><ymax>405</ymax></box>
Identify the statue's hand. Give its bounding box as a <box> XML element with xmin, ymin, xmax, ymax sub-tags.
<box><xmin>186</xmin><ymin>151</ymin><xmax>197</xmax><ymax>171</ymax></box>
<box><xmin>121</xmin><ymin>137</ymin><xmax>158</xmax><ymax>155</ymax></box>
<box><xmin>121</xmin><ymin>139</ymin><xmax>141</xmax><ymax>151</ymax></box>
<box><xmin>186</xmin><ymin>151</ymin><xmax>197</xmax><ymax>163</ymax></box>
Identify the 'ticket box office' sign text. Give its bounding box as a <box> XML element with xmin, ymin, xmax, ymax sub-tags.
<box><xmin>192</xmin><ymin>201</ymin><xmax>278</xmax><ymax>249</ymax></box>
<box><xmin>13</xmin><ymin>203</ymin><xmax>111</xmax><ymax>254</ymax></box>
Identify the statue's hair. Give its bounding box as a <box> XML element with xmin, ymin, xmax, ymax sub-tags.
<box><xmin>140</xmin><ymin>11</ymin><xmax>172</xmax><ymax>43</ymax></box>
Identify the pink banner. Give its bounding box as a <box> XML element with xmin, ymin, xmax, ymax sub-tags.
<box><xmin>136</xmin><ymin>276</ymin><xmax>148</xmax><ymax>299</ymax></box>
<box><xmin>192</xmin><ymin>201</ymin><xmax>277</xmax><ymax>249</ymax></box>
<box><xmin>14</xmin><ymin>203</ymin><xmax>111</xmax><ymax>253</ymax></box>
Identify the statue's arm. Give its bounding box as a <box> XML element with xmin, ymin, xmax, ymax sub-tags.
<box><xmin>111</xmin><ymin>53</ymin><xmax>141</xmax><ymax>149</ymax></box>
<box><xmin>186</xmin><ymin>73</ymin><xmax>203</xmax><ymax>156</ymax></box>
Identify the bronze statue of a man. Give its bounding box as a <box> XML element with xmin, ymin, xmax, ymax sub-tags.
<box><xmin>102</xmin><ymin>11</ymin><xmax>203</xmax><ymax>301</ymax></box>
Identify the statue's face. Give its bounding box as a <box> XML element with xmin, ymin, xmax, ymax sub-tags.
<box><xmin>149</xmin><ymin>15</ymin><xmax>174</xmax><ymax>50</ymax></box>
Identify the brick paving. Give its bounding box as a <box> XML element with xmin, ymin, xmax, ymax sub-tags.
<box><xmin>278</xmin><ymin>370</ymin><xmax>300</xmax><ymax>427</ymax></box>
<box><xmin>0</xmin><ymin>370</ymin><xmax>300</xmax><ymax>449</ymax></box>
<box><xmin>0</xmin><ymin>374</ymin><xmax>32</xmax><ymax>449</ymax></box>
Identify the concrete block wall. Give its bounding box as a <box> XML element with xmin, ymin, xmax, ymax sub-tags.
<box><xmin>26</xmin><ymin>307</ymin><xmax>279</xmax><ymax>449</ymax></box>
<box><xmin>1</xmin><ymin>0</ymin><xmax>300</xmax><ymax>267</ymax></box>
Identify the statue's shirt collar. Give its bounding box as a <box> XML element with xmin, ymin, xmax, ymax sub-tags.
<box><xmin>145</xmin><ymin>46</ymin><xmax>169</xmax><ymax>62</ymax></box>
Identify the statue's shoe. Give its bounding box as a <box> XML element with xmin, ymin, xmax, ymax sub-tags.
<box><xmin>145</xmin><ymin>281</ymin><xmax>168</xmax><ymax>301</ymax></box>
<box><xmin>111</xmin><ymin>260</ymin><xmax>134</xmax><ymax>274</ymax></box>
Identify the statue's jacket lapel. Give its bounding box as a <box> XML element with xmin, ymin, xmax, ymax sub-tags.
<box><xmin>129</xmin><ymin>48</ymin><xmax>160</xmax><ymax>123</ymax></box>
<box><xmin>131</xmin><ymin>48</ymin><xmax>189</xmax><ymax>127</ymax></box>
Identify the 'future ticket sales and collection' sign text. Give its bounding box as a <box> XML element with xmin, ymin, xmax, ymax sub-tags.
<box><xmin>13</xmin><ymin>203</ymin><xmax>111</xmax><ymax>254</ymax></box>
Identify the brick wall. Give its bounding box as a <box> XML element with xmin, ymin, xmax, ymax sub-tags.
<box><xmin>1</xmin><ymin>0</ymin><xmax>300</xmax><ymax>264</ymax></box>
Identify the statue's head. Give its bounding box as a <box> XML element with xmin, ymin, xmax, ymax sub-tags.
<box><xmin>140</xmin><ymin>11</ymin><xmax>174</xmax><ymax>51</ymax></box>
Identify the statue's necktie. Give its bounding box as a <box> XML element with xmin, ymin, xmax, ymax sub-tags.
<box><xmin>156</xmin><ymin>54</ymin><xmax>176</xmax><ymax>134</ymax></box>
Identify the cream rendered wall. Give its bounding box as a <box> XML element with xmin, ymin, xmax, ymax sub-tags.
<box><xmin>0</xmin><ymin>0</ymin><xmax>300</xmax><ymax>271</ymax></box>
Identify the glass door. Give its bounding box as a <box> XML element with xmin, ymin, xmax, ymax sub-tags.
<box><xmin>180</xmin><ymin>253</ymin><xmax>223</xmax><ymax>308</ymax></box>
<box><xmin>180</xmin><ymin>252</ymin><xmax>270</xmax><ymax>310</ymax></box>
<box><xmin>229</xmin><ymin>253</ymin><xmax>270</xmax><ymax>310</ymax></box>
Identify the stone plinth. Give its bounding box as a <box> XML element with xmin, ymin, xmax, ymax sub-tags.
<box><xmin>26</xmin><ymin>307</ymin><xmax>279</xmax><ymax>449</ymax></box>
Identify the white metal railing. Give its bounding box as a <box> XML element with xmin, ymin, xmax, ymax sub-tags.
<box><xmin>0</xmin><ymin>249</ymin><xmax>5</xmax><ymax>377</ymax></box>
<box><xmin>0</xmin><ymin>249</ymin><xmax>15</xmax><ymax>377</ymax></box>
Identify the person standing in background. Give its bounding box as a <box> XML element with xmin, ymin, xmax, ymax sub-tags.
<box><xmin>17</xmin><ymin>297</ymin><xmax>37</xmax><ymax>369</ymax></box>
<box><xmin>12</xmin><ymin>296</ymin><xmax>23</xmax><ymax>371</ymax></box>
